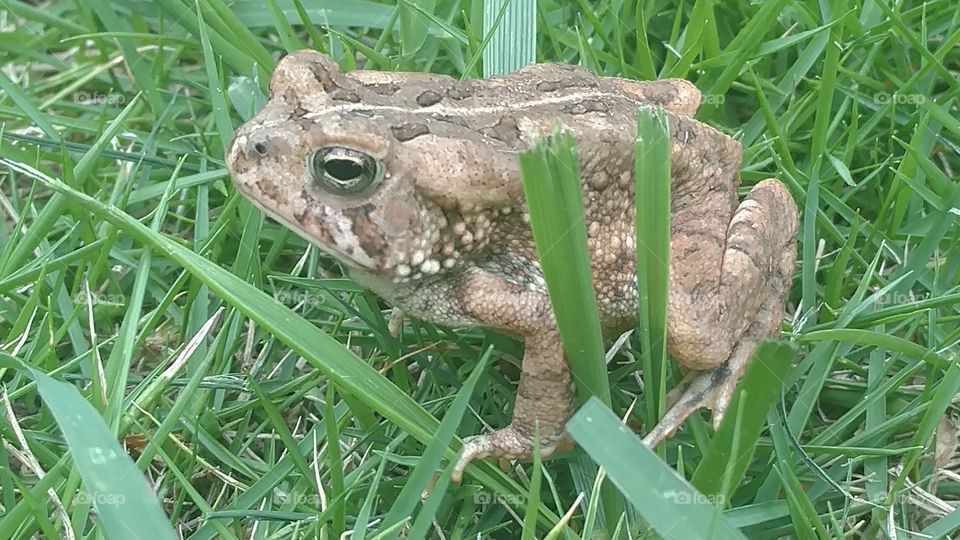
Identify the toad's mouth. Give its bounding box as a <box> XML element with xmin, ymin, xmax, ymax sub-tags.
<box><xmin>233</xmin><ymin>180</ymin><xmax>380</xmax><ymax>272</ymax></box>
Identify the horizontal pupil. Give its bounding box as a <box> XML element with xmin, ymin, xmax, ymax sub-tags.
<box><xmin>324</xmin><ymin>159</ymin><xmax>364</xmax><ymax>182</ymax></box>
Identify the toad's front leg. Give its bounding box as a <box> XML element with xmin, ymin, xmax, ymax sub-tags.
<box><xmin>452</xmin><ymin>270</ymin><xmax>574</xmax><ymax>483</ymax></box>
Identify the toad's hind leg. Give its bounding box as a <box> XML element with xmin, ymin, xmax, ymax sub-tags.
<box><xmin>644</xmin><ymin>178</ymin><xmax>798</xmax><ymax>446</ymax></box>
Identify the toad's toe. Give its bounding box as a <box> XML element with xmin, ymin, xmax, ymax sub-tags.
<box><xmin>452</xmin><ymin>427</ymin><xmax>571</xmax><ymax>483</ymax></box>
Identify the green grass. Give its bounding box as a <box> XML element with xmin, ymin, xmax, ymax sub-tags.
<box><xmin>0</xmin><ymin>0</ymin><xmax>958</xmax><ymax>538</ymax></box>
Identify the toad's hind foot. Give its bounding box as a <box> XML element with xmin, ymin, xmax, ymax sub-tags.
<box><xmin>453</xmin><ymin>427</ymin><xmax>572</xmax><ymax>484</ymax></box>
<box><xmin>643</xmin><ymin>282</ymin><xmax>790</xmax><ymax>447</ymax></box>
<box><xmin>647</xmin><ymin>178</ymin><xmax>797</xmax><ymax>446</ymax></box>
<box><xmin>641</xmin><ymin>348</ymin><xmax>747</xmax><ymax>448</ymax></box>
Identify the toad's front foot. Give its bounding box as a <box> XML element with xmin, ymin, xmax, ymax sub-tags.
<box><xmin>453</xmin><ymin>426</ymin><xmax>571</xmax><ymax>483</ymax></box>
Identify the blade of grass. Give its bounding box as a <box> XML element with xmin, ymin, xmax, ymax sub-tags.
<box><xmin>265</xmin><ymin>0</ymin><xmax>306</xmax><ymax>51</ymax></box>
<box><xmin>10</xmin><ymin>159</ymin><xmax>566</xmax><ymax>533</ymax></box>
<box><xmin>8</xmin><ymin>162</ymin><xmax>439</xmax><ymax>443</ymax></box>
<box><xmin>483</xmin><ymin>0</ymin><xmax>536</xmax><ymax>77</ymax></box>
<box><xmin>519</xmin><ymin>129</ymin><xmax>608</xmax><ymax>405</ymax></box>
<box><xmin>519</xmin><ymin>128</ymin><xmax>620</xmax><ymax>533</ymax></box>
<box><xmin>521</xmin><ymin>431</ymin><xmax>543</xmax><ymax>540</ymax></box>
<box><xmin>380</xmin><ymin>349</ymin><xmax>492</xmax><ymax>532</ymax></box>
<box><xmin>82</xmin><ymin>0</ymin><xmax>164</xmax><ymax>113</ymax></box>
<box><xmin>567</xmin><ymin>397</ymin><xmax>747</xmax><ymax>540</ymax></box>
<box><xmin>0</xmin><ymin>354</ymin><xmax>177</xmax><ymax>540</ymax></box>
<box><xmin>324</xmin><ymin>385</ymin><xmax>346</xmax><ymax>536</ymax></box>
<box><xmin>768</xmin><ymin>418</ymin><xmax>829</xmax><ymax>539</ymax></box>
<box><xmin>398</xmin><ymin>0</ymin><xmax>436</xmax><ymax>61</ymax></box>
<box><xmin>664</xmin><ymin>0</ymin><xmax>712</xmax><ymax>79</ymax></box>
<box><xmin>800</xmin><ymin>329</ymin><xmax>950</xmax><ymax>369</ymax></box>
<box><xmin>691</xmin><ymin>342</ymin><xmax>795</xmax><ymax>502</ymax></box>
<box><xmin>634</xmin><ymin>106</ymin><xmax>671</xmax><ymax>443</ymax></box>
<box><xmin>102</xmin><ymin>137</ymin><xmax>174</xmax><ymax>430</ymax></box>
<box><xmin>891</xmin><ymin>361</ymin><xmax>960</xmax><ymax>499</ymax></box>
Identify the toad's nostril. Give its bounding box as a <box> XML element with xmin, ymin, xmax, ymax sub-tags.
<box><xmin>252</xmin><ymin>141</ymin><xmax>268</xmax><ymax>156</ymax></box>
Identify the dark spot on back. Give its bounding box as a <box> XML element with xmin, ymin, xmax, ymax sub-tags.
<box><xmin>480</xmin><ymin>116</ymin><xmax>521</xmax><ymax>145</ymax></box>
<box><xmin>537</xmin><ymin>81</ymin><xmax>563</xmax><ymax>92</ymax></box>
<box><xmin>391</xmin><ymin>122</ymin><xmax>430</xmax><ymax>142</ymax></box>
<box><xmin>536</xmin><ymin>76</ymin><xmax>600</xmax><ymax>93</ymax></box>
<box><xmin>446</xmin><ymin>85</ymin><xmax>475</xmax><ymax>100</ymax></box>
<box><xmin>563</xmin><ymin>99</ymin><xmax>608</xmax><ymax>114</ymax></box>
<box><xmin>432</xmin><ymin>114</ymin><xmax>471</xmax><ymax>129</ymax></box>
<box><xmin>416</xmin><ymin>90</ymin><xmax>443</xmax><ymax>107</ymax></box>
<box><xmin>331</xmin><ymin>89</ymin><xmax>361</xmax><ymax>103</ymax></box>
<box><xmin>286</xmin><ymin>106</ymin><xmax>308</xmax><ymax>121</ymax></box>
<box><xmin>307</xmin><ymin>63</ymin><xmax>341</xmax><ymax>93</ymax></box>
<box><xmin>296</xmin><ymin>116</ymin><xmax>316</xmax><ymax>131</ymax></box>
<box><xmin>365</xmin><ymin>82</ymin><xmax>401</xmax><ymax>95</ymax></box>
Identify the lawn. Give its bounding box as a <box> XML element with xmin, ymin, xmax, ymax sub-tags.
<box><xmin>1</xmin><ymin>0</ymin><xmax>959</xmax><ymax>538</ymax></box>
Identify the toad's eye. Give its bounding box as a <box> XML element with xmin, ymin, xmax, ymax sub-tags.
<box><xmin>309</xmin><ymin>147</ymin><xmax>384</xmax><ymax>196</ymax></box>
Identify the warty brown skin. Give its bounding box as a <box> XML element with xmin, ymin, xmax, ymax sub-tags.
<box><xmin>225</xmin><ymin>50</ymin><xmax>799</xmax><ymax>482</ymax></box>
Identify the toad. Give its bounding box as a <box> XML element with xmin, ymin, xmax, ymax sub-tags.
<box><xmin>225</xmin><ymin>51</ymin><xmax>799</xmax><ymax>482</ymax></box>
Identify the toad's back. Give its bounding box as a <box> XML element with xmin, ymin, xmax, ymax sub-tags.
<box><xmin>226</xmin><ymin>51</ymin><xmax>742</xmax><ymax>332</ymax></box>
